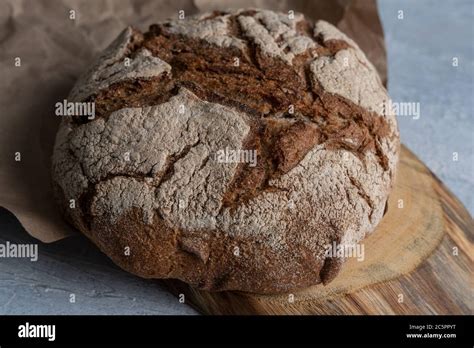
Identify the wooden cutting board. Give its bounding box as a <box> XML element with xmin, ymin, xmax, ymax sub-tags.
<box><xmin>163</xmin><ymin>145</ymin><xmax>473</xmax><ymax>314</ymax></box>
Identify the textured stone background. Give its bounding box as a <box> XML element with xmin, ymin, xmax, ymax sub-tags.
<box><xmin>0</xmin><ymin>0</ymin><xmax>472</xmax><ymax>314</ymax></box>
<box><xmin>380</xmin><ymin>0</ymin><xmax>473</xmax><ymax>215</ymax></box>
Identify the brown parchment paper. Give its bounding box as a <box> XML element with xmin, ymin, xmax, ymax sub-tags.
<box><xmin>0</xmin><ymin>0</ymin><xmax>387</xmax><ymax>243</ymax></box>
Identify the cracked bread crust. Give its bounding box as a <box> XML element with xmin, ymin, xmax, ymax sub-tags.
<box><xmin>52</xmin><ymin>8</ymin><xmax>399</xmax><ymax>294</ymax></box>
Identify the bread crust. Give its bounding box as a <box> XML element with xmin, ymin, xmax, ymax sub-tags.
<box><xmin>52</xmin><ymin>9</ymin><xmax>399</xmax><ymax>294</ymax></box>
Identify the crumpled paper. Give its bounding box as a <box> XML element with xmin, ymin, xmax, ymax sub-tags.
<box><xmin>0</xmin><ymin>0</ymin><xmax>387</xmax><ymax>242</ymax></box>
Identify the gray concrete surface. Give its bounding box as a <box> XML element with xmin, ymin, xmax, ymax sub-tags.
<box><xmin>379</xmin><ymin>0</ymin><xmax>473</xmax><ymax>215</ymax></box>
<box><xmin>0</xmin><ymin>0</ymin><xmax>472</xmax><ymax>314</ymax></box>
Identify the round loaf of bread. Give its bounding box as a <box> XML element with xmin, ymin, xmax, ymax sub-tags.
<box><xmin>52</xmin><ymin>8</ymin><xmax>399</xmax><ymax>294</ymax></box>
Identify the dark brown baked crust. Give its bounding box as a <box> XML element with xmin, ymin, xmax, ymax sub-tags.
<box><xmin>52</xmin><ymin>9</ymin><xmax>399</xmax><ymax>294</ymax></box>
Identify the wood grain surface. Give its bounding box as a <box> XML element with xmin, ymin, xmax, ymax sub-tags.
<box><xmin>163</xmin><ymin>145</ymin><xmax>474</xmax><ymax>314</ymax></box>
